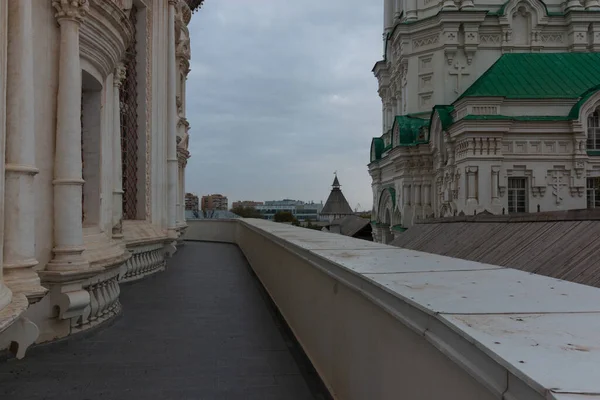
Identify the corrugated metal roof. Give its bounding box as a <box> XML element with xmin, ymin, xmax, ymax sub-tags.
<box><xmin>391</xmin><ymin>210</ymin><xmax>600</xmax><ymax>288</ymax></box>
<box><xmin>459</xmin><ymin>53</ymin><xmax>600</xmax><ymax>99</ymax></box>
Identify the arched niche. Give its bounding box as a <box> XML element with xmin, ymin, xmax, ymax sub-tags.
<box><xmin>498</xmin><ymin>0</ymin><xmax>549</xmax><ymax>29</ymax></box>
<box><xmin>574</xmin><ymin>89</ymin><xmax>600</xmax><ymax>151</ymax></box>
<box><xmin>377</xmin><ymin>189</ymin><xmax>394</xmax><ymax>224</ymax></box>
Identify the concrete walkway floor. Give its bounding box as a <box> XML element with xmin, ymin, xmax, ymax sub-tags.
<box><xmin>0</xmin><ymin>242</ymin><xmax>327</xmax><ymax>400</ymax></box>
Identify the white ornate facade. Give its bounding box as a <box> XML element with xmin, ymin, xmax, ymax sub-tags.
<box><xmin>0</xmin><ymin>0</ymin><xmax>199</xmax><ymax>358</ymax></box>
<box><xmin>370</xmin><ymin>0</ymin><xmax>600</xmax><ymax>243</ymax></box>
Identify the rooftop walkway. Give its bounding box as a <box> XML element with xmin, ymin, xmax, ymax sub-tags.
<box><xmin>0</xmin><ymin>242</ymin><xmax>325</xmax><ymax>400</ymax></box>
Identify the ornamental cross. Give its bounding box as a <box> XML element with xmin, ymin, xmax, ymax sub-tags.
<box><xmin>449</xmin><ymin>62</ymin><xmax>470</xmax><ymax>94</ymax></box>
<box><xmin>549</xmin><ymin>170</ymin><xmax>567</xmax><ymax>205</ymax></box>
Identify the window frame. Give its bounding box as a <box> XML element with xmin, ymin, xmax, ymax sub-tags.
<box><xmin>587</xmin><ymin>111</ymin><xmax>600</xmax><ymax>150</ymax></box>
<box><xmin>508</xmin><ymin>177</ymin><xmax>528</xmax><ymax>213</ymax></box>
<box><xmin>587</xmin><ymin>177</ymin><xmax>600</xmax><ymax>209</ymax></box>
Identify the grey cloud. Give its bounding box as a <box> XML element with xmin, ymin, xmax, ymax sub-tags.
<box><xmin>185</xmin><ymin>0</ymin><xmax>382</xmax><ymax>209</ymax></box>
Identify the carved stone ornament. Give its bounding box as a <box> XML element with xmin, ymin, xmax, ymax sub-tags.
<box><xmin>52</xmin><ymin>0</ymin><xmax>89</xmax><ymax>23</ymax></box>
<box><xmin>112</xmin><ymin>218</ymin><xmax>123</xmax><ymax>235</ymax></box>
<box><xmin>113</xmin><ymin>64</ymin><xmax>127</xmax><ymax>88</ymax></box>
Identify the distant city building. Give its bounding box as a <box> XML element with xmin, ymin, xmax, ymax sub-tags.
<box><xmin>185</xmin><ymin>193</ymin><xmax>200</xmax><ymax>212</ymax></box>
<box><xmin>201</xmin><ymin>194</ymin><xmax>228</xmax><ymax>211</ymax></box>
<box><xmin>185</xmin><ymin>193</ymin><xmax>201</xmax><ymax>220</ymax></box>
<box><xmin>256</xmin><ymin>199</ymin><xmax>325</xmax><ymax>221</ymax></box>
<box><xmin>232</xmin><ymin>201</ymin><xmax>264</xmax><ymax>209</ymax></box>
<box><xmin>321</xmin><ymin>175</ymin><xmax>354</xmax><ymax>223</ymax></box>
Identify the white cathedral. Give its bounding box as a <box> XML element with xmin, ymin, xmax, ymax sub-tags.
<box><xmin>0</xmin><ymin>0</ymin><xmax>197</xmax><ymax>357</ymax></box>
<box><xmin>369</xmin><ymin>0</ymin><xmax>600</xmax><ymax>243</ymax></box>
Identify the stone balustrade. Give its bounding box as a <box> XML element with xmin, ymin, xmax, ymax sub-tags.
<box><xmin>75</xmin><ymin>272</ymin><xmax>121</xmax><ymax>332</ymax></box>
<box><xmin>120</xmin><ymin>243</ymin><xmax>166</xmax><ymax>283</ymax></box>
<box><xmin>184</xmin><ymin>218</ymin><xmax>600</xmax><ymax>400</ymax></box>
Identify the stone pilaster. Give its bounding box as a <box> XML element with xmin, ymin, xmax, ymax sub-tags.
<box><xmin>167</xmin><ymin>0</ymin><xmax>179</xmax><ymax>240</ymax></box>
<box><xmin>4</xmin><ymin>0</ymin><xmax>46</xmax><ymax>299</ymax></box>
<box><xmin>112</xmin><ymin>64</ymin><xmax>126</xmax><ymax>240</ymax></box>
<box><xmin>47</xmin><ymin>0</ymin><xmax>90</xmax><ymax>271</ymax></box>
<box><xmin>0</xmin><ymin>0</ymin><xmax>12</xmax><ymax>311</ymax></box>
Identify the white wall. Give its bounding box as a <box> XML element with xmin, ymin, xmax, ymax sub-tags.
<box><xmin>184</xmin><ymin>219</ymin><xmax>600</xmax><ymax>400</ymax></box>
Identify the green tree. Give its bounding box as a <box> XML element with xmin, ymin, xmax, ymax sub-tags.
<box><xmin>274</xmin><ymin>211</ymin><xmax>295</xmax><ymax>223</ymax></box>
<box><xmin>230</xmin><ymin>206</ymin><xmax>262</xmax><ymax>218</ymax></box>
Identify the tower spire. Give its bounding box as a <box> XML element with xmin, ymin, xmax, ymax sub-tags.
<box><xmin>332</xmin><ymin>171</ymin><xmax>340</xmax><ymax>188</ymax></box>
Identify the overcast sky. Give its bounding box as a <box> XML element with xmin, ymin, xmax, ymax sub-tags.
<box><xmin>185</xmin><ymin>0</ymin><xmax>382</xmax><ymax>210</ymax></box>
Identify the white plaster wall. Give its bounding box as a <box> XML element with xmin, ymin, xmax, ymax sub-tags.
<box><xmin>453</xmin><ymin>157</ymin><xmax>588</xmax><ymax>216</ymax></box>
<box><xmin>185</xmin><ymin>220</ymin><xmax>600</xmax><ymax>400</ymax></box>
<box><xmin>183</xmin><ymin>219</ymin><xmax>238</xmax><ymax>243</ymax></box>
<box><xmin>81</xmin><ymin>76</ymin><xmax>103</xmax><ymax>227</ymax></box>
<box><xmin>239</xmin><ymin>226</ymin><xmax>496</xmax><ymax>400</ymax></box>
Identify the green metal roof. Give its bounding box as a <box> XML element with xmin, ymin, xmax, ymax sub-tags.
<box><xmin>393</xmin><ymin>115</ymin><xmax>430</xmax><ymax>146</ymax></box>
<box><xmin>370</xmin><ymin>137</ymin><xmax>384</xmax><ymax>162</ymax></box>
<box><xmin>459</xmin><ymin>53</ymin><xmax>600</xmax><ymax>100</ymax></box>
<box><xmin>432</xmin><ymin>105</ymin><xmax>454</xmax><ymax>131</ymax></box>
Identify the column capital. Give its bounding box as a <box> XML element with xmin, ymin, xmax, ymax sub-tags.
<box><xmin>52</xmin><ymin>0</ymin><xmax>89</xmax><ymax>24</ymax></box>
<box><xmin>113</xmin><ymin>63</ymin><xmax>126</xmax><ymax>88</ymax></box>
<box><xmin>168</xmin><ymin>0</ymin><xmax>179</xmax><ymax>6</ymax></box>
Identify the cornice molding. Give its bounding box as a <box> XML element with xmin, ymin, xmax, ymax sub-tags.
<box><xmin>79</xmin><ymin>0</ymin><xmax>134</xmax><ymax>79</ymax></box>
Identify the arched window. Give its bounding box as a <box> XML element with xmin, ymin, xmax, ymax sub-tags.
<box><xmin>121</xmin><ymin>4</ymin><xmax>139</xmax><ymax>220</ymax></box>
<box><xmin>119</xmin><ymin>1</ymin><xmax>148</xmax><ymax>221</ymax></box>
<box><xmin>587</xmin><ymin>111</ymin><xmax>600</xmax><ymax>150</ymax></box>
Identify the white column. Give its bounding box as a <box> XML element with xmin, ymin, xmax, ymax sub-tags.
<box><xmin>384</xmin><ymin>0</ymin><xmax>394</xmax><ymax>32</ymax></box>
<box><xmin>167</xmin><ymin>0</ymin><xmax>178</xmax><ymax>239</ymax></box>
<box><xmin>0</xmin><ymin>0</ymin><xmax>13</xmax><ymax>310</ymax></box>
<box><xmin>112</xmin><ymin>64</ymin><xmax>126</xmax><ymax>240</ymax></box>
<box><xmin>394</xmin><ymin>0</ymin><xmax>402</xmax><ymax>20</ymax></box>
<box><xmin>181</xmin><ymin>161</ymin><xmax>187</xmax><ymax>222</ymax></box>
<box><xmin>415</xmin><ymin>184</ymin><xmax>422</xmax><ymax>205</ymax></box>
<box><xmin>3</xmin><ymin>0</ymin><xmax>45</xmax><ymax>298</ymax></box>
<box><xmin>47</xmin><ymin>0</ymin><xmax>89</xmax><ymax>271</ymax></box>
<box><xmin>406</xmin><ymin>0</ymin><xmax>417</xmax><ymax>20</ymax></box>
<box><xmin>176</xmin><ymin>161</ymin><xmax>182</xmax><ymax>225</ymax></box>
